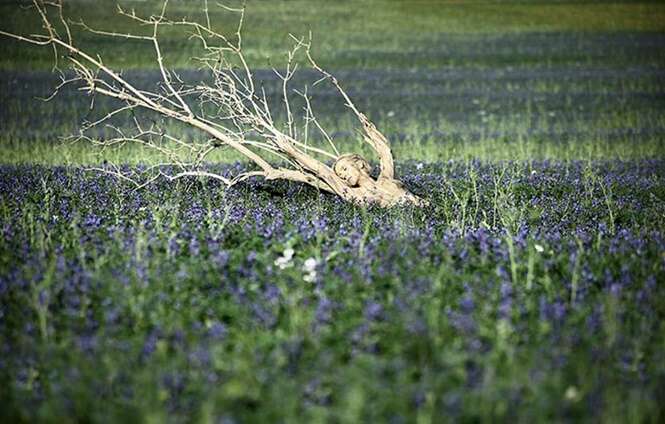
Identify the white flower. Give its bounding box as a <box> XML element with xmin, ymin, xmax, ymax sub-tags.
<box><xmin>303</xmin><ymin>257</ymin><xmax>317</xmax><ymax>273</ymax></box>
<box><xmin>283</xmin><ymin>248</ymin><xmax>294</xmax><ymax>260</ymax></box>
<box><xmin>274</xmin><ymin>256</ymin><xmax>291</xmax><ymax>269</ymax></box>
<box><xmin>274</xmin><ymin>248</ymin><xmax>295</xmax><ymax>269</ymax></box>
<box><xmin>302</xmin><ymin>257</ymin><xmax>318</xmax><ymax>282</ymax></box>
<box><xmin>534</xmin><ymin>244</ymin><xmax>544</xmax><ymax>253</ymax></box>
<box><xmin>564</xmin><ymin>386</ymin><xmax>579</xmax><ymax>401</ymax></box>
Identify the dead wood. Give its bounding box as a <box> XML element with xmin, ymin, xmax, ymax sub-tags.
<box><xmin>0</xmin><ymin>0</ymin><xmax>427</xmax><ymax>207</ymax></box>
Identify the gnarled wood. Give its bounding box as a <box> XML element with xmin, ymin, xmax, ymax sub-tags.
<box><xmin>331</xmin><ymin>154</ymin><xmax>426</xmax><ymax>207</ymax></box>
<box><xmin>0</xmin><ymin>0</ymin><xmax>426</xmax><ymax>208</ymax></box>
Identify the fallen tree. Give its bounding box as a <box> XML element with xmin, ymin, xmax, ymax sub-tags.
<box><xmin>0</xmin><ymin>0</ymin><xmax>427</xmax><ymax>207</ymax></box>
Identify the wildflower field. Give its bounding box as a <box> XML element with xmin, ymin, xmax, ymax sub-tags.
<box><xmin>1</xmin><ymin>0</ymin><xmax>665</xmax><ymax>422</ymax></box>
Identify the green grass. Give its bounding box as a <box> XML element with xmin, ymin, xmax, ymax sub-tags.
<box><xmin>0</xmin><ymin>132</ymin><xmax>663</xmax><ymax>166</ymax></box>
<box><xmin>1</xmin><ymin>1</ymin><xmax>664</xmax><ymax>165</ymax></box>
<box><xmin>1</xmin><ymin>0</ymin><xmax>665</xmax><ymax>70</ymax></box>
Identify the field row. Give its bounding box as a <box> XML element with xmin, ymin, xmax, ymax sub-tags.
<box><xmin>2</xmin><ymin>2</ymin><xmax>665</xmax><ymax>69</ymax></box>
<box><xmin>1</xmin><ymin>62</ymin><xmax>664</xmax><ymax>162</ymax></box>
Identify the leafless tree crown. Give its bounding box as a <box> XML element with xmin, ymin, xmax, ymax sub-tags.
<box><xmin>1</xmin><ymin>0</ymin><xmax>426</xmax><ymax>207</ymax></box>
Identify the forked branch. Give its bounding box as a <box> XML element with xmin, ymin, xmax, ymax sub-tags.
<box><xmin>0</xmin><ymin>0</ymin><xmax>426</xmax><ymax>207</ymax></box>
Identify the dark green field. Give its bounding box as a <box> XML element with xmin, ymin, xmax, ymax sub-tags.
<box><xmin>1</xmin><ymin>1</ymin><xmax>664</xmax><ymax>422</ymax></box>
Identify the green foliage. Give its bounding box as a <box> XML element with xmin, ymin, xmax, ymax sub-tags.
<box><xmin>0</xmin><ymin>161</ymin><xmax>664</xmax><ymax>421</ymax></box>
<box><xmin>1</xmin><ymin>0</ymin><xmax>665</xmax><ymax>70</ymax></box>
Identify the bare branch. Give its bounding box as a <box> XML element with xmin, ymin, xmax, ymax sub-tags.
<box><xmin>0</xmin><ymin>0</ymin><xmax>425</xmax><ymax>207</ymax></box>
<box><xmin>305</xmin><ymin>33</ymin><xmax>395</xmax><ymax>179</ymax></box>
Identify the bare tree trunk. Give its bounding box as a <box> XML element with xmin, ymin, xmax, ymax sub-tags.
<box><xmin>0</xmin><ymin>0</ymin><xmax>427</xmax><ymax>207</ymax></box>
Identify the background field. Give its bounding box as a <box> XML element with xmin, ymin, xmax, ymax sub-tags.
<box><xmin>1</xmin><ymin>1</ymin><xmax>664</xmax><ymax>422</ymax></box>
<box><xmin>1</xmin><ymin>0</ymin><xmax>665</xmax><ymax>163</ymax></box>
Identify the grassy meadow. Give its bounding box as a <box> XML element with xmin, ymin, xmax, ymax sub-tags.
<box><xmin>1</xmin><ymin>1</ymin><xmax>665</xmax><ymax>163</ymax></box>
<box><xmin>1</xmin><ymin>0</ymin><xmax>664</xmax><ymax>422</ymax></box>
